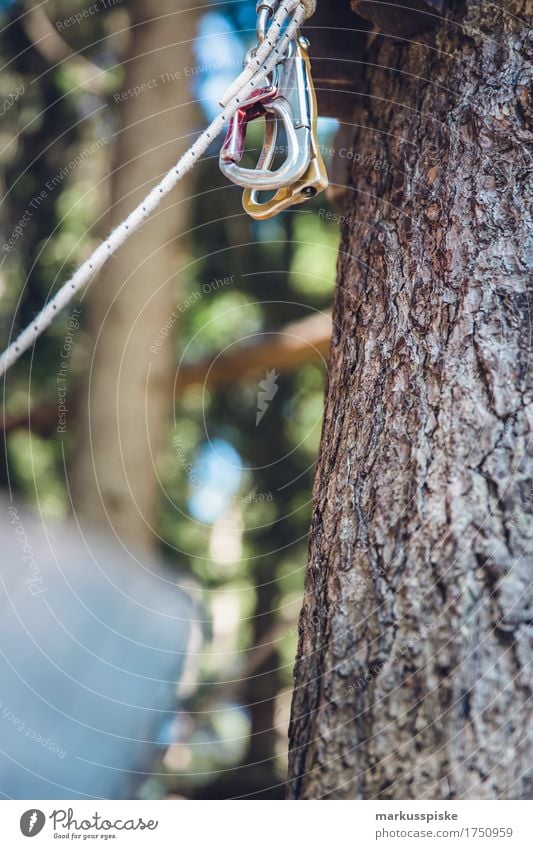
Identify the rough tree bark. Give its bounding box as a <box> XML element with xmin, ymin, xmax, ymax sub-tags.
<box><xmin>289</xmin><ymin>0</ymin><xmax>532</xmax><ymax>799</ymax></box>
<box><xmin>72</xmin><ymin>0</ymin><xmax>197</xmax><ymax>551</ymax></box>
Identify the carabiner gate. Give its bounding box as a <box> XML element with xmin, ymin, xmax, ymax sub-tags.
<box><xmin>219</xmin><ymin>85</ymin><xmax>277</xmax><ymax>167</ymax></box>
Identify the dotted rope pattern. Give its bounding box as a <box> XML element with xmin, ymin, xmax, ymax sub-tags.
<box><xmin>0</xmin><ymin>0</ymin><xmax>309</xmax><ymax>378</ymax></box>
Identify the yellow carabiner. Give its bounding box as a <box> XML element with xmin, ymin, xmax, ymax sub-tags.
<box><xmin>242</xmin><ymin>38</ymin><xmax>328</xmax><ymax>220</ymax></box>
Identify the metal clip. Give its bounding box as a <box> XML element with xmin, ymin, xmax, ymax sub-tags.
<box><xmin>219</xmin><ymin>35</ymin><xmax>328</xmax><ymax>219</ymax></box>
<box><xmin>219</xmin><ymin>38</ymin><xmax>312</xmax><ymax>192</ymax></box>
<box><xmin>243</xmin><ymin>38</ymin><xmax>328</xmax><ymax>220</ymax></box>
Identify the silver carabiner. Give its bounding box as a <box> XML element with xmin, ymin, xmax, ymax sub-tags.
<box><xmin>242</xmin><ymin>38</ymin><xmax>328</xmax><ymax>220</ymax></box>
<box><xmin>219</xmin><ymin>38</ymin><xmax>313</xmax><ymax>191</ymax></box>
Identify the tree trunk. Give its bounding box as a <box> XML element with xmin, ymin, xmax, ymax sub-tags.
<box><xmin>288</xmin><ymin>0</ymin><xmax>532</xmax><ymax>799</ymax></box>
<box><xmin>72</xmin><ymin>0</ymin><xmax>197</xmax><ymax>551</ymax></box>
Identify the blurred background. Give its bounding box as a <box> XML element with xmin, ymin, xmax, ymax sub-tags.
<box><xmin>0</xmin><ymin>0</ymin><xmax>341</xmax><ymax>799</ymax></box>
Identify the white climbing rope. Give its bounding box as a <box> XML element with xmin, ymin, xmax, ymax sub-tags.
<box><xmin>0</xmin><ymin>0</ymin><xmax>310</xmax><ymax>378</ymax></box>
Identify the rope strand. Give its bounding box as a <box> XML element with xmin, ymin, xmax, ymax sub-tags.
<box><xmin>0</xmin><ymin>0</ymin><xmax>307</xmax><ymax>378</ymax></box>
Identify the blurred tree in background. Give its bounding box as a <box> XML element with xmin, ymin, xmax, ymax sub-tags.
<box><xmin>0</xmin><ymin>0</ymin><xmax>339</xmax><ymax>798</ymax></box>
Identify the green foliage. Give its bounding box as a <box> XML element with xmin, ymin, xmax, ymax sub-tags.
<box><xmin>290</xmin><ymin>210</ymin><xmax>338</xmax><ymax>300</ymax></box>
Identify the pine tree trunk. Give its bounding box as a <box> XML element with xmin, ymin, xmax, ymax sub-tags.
<box><xmin>72</xmin><ymin>1</ymin><xmax>197</xmax><ymax>551</ymax></box>
<box><xmin>288</xmin><ymin>0</ymin><xmax>532</xmax><ymax>799</ymax></box>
